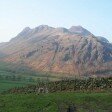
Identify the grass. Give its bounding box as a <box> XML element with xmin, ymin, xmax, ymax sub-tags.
<box><xmin>0</xmin><ymin>80</ymin><xmax>37</xmax><ymax>92</ymax></box>
<box><xmin>0</xmin><ymin>92</ymin><xmax>112</xmax><ymax>112</ymax></box>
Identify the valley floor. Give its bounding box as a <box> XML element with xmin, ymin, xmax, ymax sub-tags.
<box><xmin>0</xmin><ymin>92</ymin><xmax>112</xmax><ymax>112</ymax></box>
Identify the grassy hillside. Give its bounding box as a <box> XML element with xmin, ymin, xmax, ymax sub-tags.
<box><xmin>0</xmin><ymin>61</ymin><xmax>60</xmax><ymax>92</ymax></box>
<box><xmin>0</xmin><ymin>92</ymin><xmax>112</xmax><ymax>112</ymax></box>
<box><xmin>0</xmin><ymin>61</ymin><xmax>39</xmax><ymax>77</ymax></box>
<box><xmin>0</xmin><ymin>61</ymin><xmax>61</xmax><ymax>79</ymax></box>
<box><xmin>0</xmin><ymin>61</ymin><xmax>38</xmax><ymax>92</ymax></box>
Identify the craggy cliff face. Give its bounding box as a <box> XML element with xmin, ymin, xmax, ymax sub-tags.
<box><xmin>0</xmin><ymin>25</ymin><xmax>112</xmax><ymax>76</ymax></box>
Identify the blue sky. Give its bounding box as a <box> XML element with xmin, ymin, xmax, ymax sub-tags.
<box><xmin>0</xmin><ymin>0</ymin><xmax>112</xmax><ymax>42</ymax></box>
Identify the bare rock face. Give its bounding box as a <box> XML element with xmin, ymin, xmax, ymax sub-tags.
<box><xmin>0</xmin><ymin>25</ymin><xmax>112</xmax><ymax>76</ymax></box>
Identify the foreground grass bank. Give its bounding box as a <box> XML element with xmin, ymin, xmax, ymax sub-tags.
<box><xmin>0</xmin><ymin>92</ymin><xmax>112</xmax><ymax>112</ymax></box>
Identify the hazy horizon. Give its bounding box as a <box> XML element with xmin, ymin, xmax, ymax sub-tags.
<box><xmin>0</xmin><ymin>0</ymin><xmax>112</xmax><ymax>42</ymax></box>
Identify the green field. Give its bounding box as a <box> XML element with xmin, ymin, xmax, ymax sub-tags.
<box><xmin>0</xmin><ymin>92</ymin><xmax>112</xmax><ymax>112</ymax></box>
<box><xmin>0</xmin><ymin>80</ymin><xmax>36</xmax><ymax>92</ymax></box>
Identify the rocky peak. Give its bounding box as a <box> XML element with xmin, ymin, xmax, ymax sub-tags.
<box><xmin>18</xmin><ymin>27</ymin><xmax>31</xmax><ymax>36</ymax></box>
<box><xmin>55</xmin><ymin>27</ymin><xmax>69</xmax><ymax>33</ymax></box>
<box><xmin>10</xmin><ymin>27</ymin><xmax>31</xmax><ymax>42</ymax></box>
<box><xmin>34</xmin><ymin>25</ymin><xmax>53</xmax><ymax>32</ymax></box>
<box><xmin>97</xmin><ymin>36</ymin><xmax>109</xmax><ymax>43</ymax></box>
<box><xmin>69</xmin><ymin>25</ymin><xmax>92</xmax><ymax>36</ymax></box>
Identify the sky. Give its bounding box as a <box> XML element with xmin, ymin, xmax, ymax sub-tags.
<box><xmin>0</xmin><ymin>0</ymin><xmax>112</xmax><ymax>42</ymax></box>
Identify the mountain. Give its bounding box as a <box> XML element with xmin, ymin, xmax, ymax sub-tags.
<box><xmin>69</xmin><ymin>25</ymin><xmax>93</xmax><ymax>36</ymax></box>
<box><xmin>96</xmin><ymin>36</ymin><xmax>109</xmax><ymax>43</ymax></box>
<box><xmin>0</xmin><ymin>25</ymin><xmax>112</xmax><ymax>76</ymax></box>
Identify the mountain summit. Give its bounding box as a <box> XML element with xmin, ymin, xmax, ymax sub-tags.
<box><xmin>0</xmin><ymin>25</ymin><xmax>112</xmax><ymax>76</ymax></box>
<box><xmin>69</xmin><ymin>26</ymin><xmax>93</xmax><ymax>36</ymax></box>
